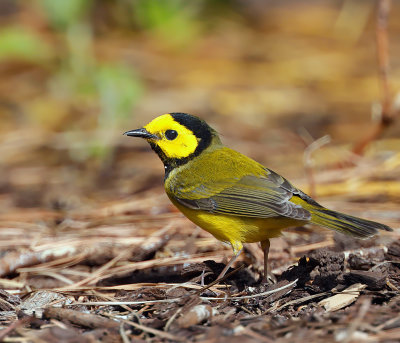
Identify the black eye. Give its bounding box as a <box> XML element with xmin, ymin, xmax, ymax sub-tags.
<box><xmin>165</xmin><ymin>130</ymin><xmax>178</xmax><ymax>140</ymax></box>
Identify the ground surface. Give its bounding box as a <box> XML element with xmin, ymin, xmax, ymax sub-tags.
<box><xmin>0</xmin><ymin>160</ymin><xmax>399</xmax><ymax>342</ymax></box>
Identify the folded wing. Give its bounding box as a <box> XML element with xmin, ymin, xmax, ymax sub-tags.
<box><xmin>175</xmin><ymin>169</ymin><xmax>312</xmax><ymax>221</ymax></box>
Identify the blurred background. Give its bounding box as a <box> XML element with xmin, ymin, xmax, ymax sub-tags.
<box><xmin>1</xmin><ymin>0</ymin><xmax>400</xmax><ymax>221</ymax></box>
<box><xmin>2</xmin><ymin>2</ymin><xmax>400</xmax><ymax>337</ymax></box>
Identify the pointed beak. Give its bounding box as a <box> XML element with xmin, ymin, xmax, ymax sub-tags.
<box><xmin>123</xmin><ymin>128</ymin><xmax>158</xmax><ymax>140</ymax></box>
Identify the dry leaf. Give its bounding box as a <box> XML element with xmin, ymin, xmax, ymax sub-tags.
<box><xmin>318</xmin><ymin>283</ymin><xmax>367</xmax><ymax>312</ymax></box>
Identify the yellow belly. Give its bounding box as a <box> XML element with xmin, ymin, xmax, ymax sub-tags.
<box><xmin>171</xmin><ymin>197</ymin><xmax>305</xmax><ymax>252</ymax></box>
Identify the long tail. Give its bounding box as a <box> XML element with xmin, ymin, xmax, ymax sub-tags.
<box><xmin>309</xmin><ymin>207</ymin><xmax>392</xmax><ymax>238</ymax></box>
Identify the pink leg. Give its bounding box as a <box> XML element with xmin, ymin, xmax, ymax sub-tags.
<box><xmin>261</xmin><ymin>239</ymin><xmax>273</xmax><ymax>282</ymax></box>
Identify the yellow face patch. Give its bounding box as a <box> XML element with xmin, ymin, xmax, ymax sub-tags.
<box><xmin>144</xmin><ymin>114</ymin><xmax>199</xmax><ymax>159</ymax></box>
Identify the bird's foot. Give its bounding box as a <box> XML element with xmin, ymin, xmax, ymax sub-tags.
<box><xmin>261</xmin><ymin>272</ymin><xmax>277</xmax><ymax>285</ymax></box>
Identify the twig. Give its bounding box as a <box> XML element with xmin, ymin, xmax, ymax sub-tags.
<box><xmin>303</xmin><ymin>135</ymin><xmax>331</xmax><ymax>198</ymax></box>
<box><xmin>290</xmin><ymin>238</ymin><xmax>334</xmax><ymax>255</ymax></box>
<box><xmin>43</xmin><ymin>307</ymin><xmax>119</xmax><ymax>329</ymax></box>
<box><xmin>352</xmin><ymin>0</ymin><xmax>397</xmax><ymax>155</ymax></box>
<box><xmin>118</xmin><ymin>318</ymin><xmax>184</xmax><ymax>342</ymax></box>
<box><xmin>240</xmin><ymin>327</ymin><xmax>275</xmax><ymax>343</ymax></box>
<box><xmin>204</xmin><ymin>279</ymin><xmax>298</xmax><ymax>301</ymax></box>
<box><xmin>60</xmin><ymin>252</ymin><xmax>228</xmax><ymax>289</ymax></box>
<box><xmin>266</xmin><ymin>291</ymin><xmax>329</xmax><ymax>313</ymax></box>
<box><xmin>70</xmin><ymin>279</ymin><xmax>298</xmax><ymax>305</ymax></box>
<box><xmin>0</xmin><ymin>246</ymin><xmax>82</xmax><ymax>277</ymax></box>
<box><xmin>376</xmin><ymin>0</ymin><xmax>392</xmax><ymax>121</ymax></box>
<box><xmin>164</xmin><ymin>307</ymin><xmax>184</xmax><ymax>332</ymax></box>
<box><xmin>0</xmin><ymin>317</ymin><xmax>32</xmax><ymax>341</ymax></box>
<box><xmin>368</xmin><ymin>327</ymin><xmax>400</xmax><ymax>341</ymax></box>
<box><xmin>342</xmin><ymin>297</ymin><xmax>371</xmax><ymax>343</ymax></box>
<box><xmin>55</xmin><ymin>281</ymin><xmax>227</xmax><ymax>293</ymax></box>
<box><xmin>119</xmin><ymin>323</ymin><xmax>131</xmax><ymax>343</ymax></box>
<box><xmin>67</xmin><ymin>247</ymin><xmax>133</xmax><ymax>288</ymax></box>
<box><xmin>194</xmin><ymin>264</ymin><xmax>245</xmax><ymax>295</ymax></box>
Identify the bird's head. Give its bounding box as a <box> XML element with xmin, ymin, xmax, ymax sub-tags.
<box><xmin>124</xmin><ymin>113</ymin><xmax>221</xmax><ymax>169</ymax></box>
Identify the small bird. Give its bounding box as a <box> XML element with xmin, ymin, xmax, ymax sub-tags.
<box><xmin>124</xmin><ymin>113</ymin><xmax>392</xmax><ymax>281</ymax></box>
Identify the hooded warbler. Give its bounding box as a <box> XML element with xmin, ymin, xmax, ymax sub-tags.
<box><xmin>124</xmin><ymin>113</ymin><xmax>392</xmax><ymax>280</ymax></box>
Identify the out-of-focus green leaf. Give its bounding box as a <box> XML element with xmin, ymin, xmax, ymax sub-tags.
<box><xmin>0</xmin><ymin>27</ymin><xmax>52</xmax><ymax>62</ymax></box>
<box><xmin>88</xmin><ymin>63</ymin><xmax>143</xmax><ymax>159</ymax></box>
<box><xmin>96</xmin><ymin>63</ymin><xmax>143</xmax><ymax>124</ymax></box>
<box><xmin>40</xmin><ymin>0</ymin><xmax>93</xmax><ymax>29</ymax></box>
<box><xmin>132</xmin><ymin>0</ymin><xmax>202</xmax><ymax>46</ymax></box>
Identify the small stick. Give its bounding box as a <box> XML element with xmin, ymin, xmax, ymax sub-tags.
<box><xmin>342</xmin><ymin>297</ymin><xmax>371</xmax><ymax>343</ymax></box>
<box><xmin>43</xmin><ymin>307</ymin><xmax>119</xmax><ymax>329</ymax></box>
<box><xmin>353</xmin><ymin>0</ymin><xmax>397</xmax><ymax>156</ymax></box>
<box><xmin>194</xmin><ymin>264</ymin><xmax>245</xmax><ymax>295</ymax></box>
<box><xmin>303</xmin><ymin>135</ymin><xmax>331</xmax><ymax>199</ymax></box>
<box><xmin>376</xmin><ymin>0</ymin><xmax>392</xmax><ymax>121</ymax></box>
<box><xmin>119</xmin><ymin>318</ymin><xmax>184</xmax><ymax>341</ymax></box>
<box><xmin>0</xmin><ymin>317</ymin><xmax>32</xmax><ymax>341</ymax></box>
<box><xmin>70</xmin><ymin>279</ymin><xmax>298</xmax><ymax>306</ymax></box>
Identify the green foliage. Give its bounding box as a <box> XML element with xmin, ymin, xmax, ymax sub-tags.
<box><xmin>0</xmin><ymin>27</ymin><xmax>52</xmax><ymax>62</ymax></box>
<box><xmin>58</xmin><ymin>61</ymin><xmax>144</xmax><ymax>161</ymax></box>
<box><xmin>131</xmin><ymin>0</ymin><xmax>202</xmax><ymax>46</ymax></box>
<box><xmin>40</xmin><ymin>0</ymin><xmax>93</xmax><ymax>29</ymax></box>
<box><xmin>96</xmin><ymin>63</ymin><xmax>143</xmax><ymax>123</ymax></box>
<box><xmin>34</xmin><ymin>0</ymin><xmax>145</xmax><ymax>161</ymax></box>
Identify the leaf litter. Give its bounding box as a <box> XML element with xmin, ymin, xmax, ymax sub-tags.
<box><xmin>1</xmin><ymin>115</ymin><xmax>400</xmax><ymax>342</ymax></box>
<box><xmin>0</xmin><ymin>172</ymin><xmax>399</xmax><ymax>342</ymax></box>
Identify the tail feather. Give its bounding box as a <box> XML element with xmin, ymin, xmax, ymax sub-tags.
<box><xmin>310</xmin><ymin>207</ymin><xmax>392</xmax><ymax>239</ymax></box>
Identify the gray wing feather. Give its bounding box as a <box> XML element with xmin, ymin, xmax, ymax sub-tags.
<box><xmin>175</xmin><ymin>170</ymin><xmax>311</xmax><ymax>221</ymax></box>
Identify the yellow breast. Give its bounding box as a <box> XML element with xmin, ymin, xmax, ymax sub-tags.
<box><xmin>169</xmin><ymin>195</ymin><xmax>303</xmax><ymax>247</ymax></box>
